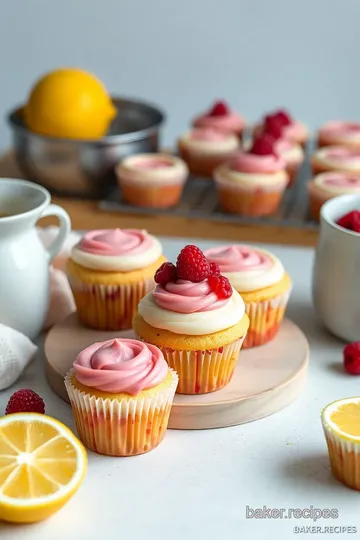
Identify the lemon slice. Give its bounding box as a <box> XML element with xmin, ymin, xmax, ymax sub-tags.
<box><xmin>322</xmin><ymin>396</ymin><xmax>360</xmax><ymax>441</ymax></box>
<box><xmin>0</xmin><ymin>413</ymin><xmax>87</xmax><ymax>523</ymax></box>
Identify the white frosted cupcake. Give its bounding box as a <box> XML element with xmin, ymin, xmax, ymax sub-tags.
<box><xmin>178</xmin><ymin>127</ymin><xmax>240</xmax><ymax>177</ymax></box>
<box><xmin>204</xmin><ymin>244</ymin><xmax>292</xmax><ymax>348</ymax></box>
<box><xmin>311</xmin><ymin>146</ymin><xmax>360</xmax><ymax>175</ymax></box>
<box><xmin>318</xmin><ymin>121</ymin><xmax>360</xmax><ymax>149</ymax></box>
<box><xmin>116</xmin><ymin>153</ymin><xmax>188</xmax><ymax>208</ymax></box>
<box><xmin>308</xmin><ymin>172</ymin><xmax>360</xmax><ymax>221</ymax></box>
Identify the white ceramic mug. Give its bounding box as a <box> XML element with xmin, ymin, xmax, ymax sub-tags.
<box><xmin>312</xmin><ymin>194</ymin><xmax>360</xmax><ymax>342</ymax></box>
<box><xmin>0</xmin><ymin>178</ymin><xmax>71</xmax><ymax>339</ymax></box>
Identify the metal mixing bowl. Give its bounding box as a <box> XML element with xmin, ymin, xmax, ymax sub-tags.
<box><xmin>7</xmin><ymin>97</ymin><xmax>165</xmax><ymax>198</ymax></box>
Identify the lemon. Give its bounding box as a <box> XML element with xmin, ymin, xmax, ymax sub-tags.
<box><xmin>0</xmin><ymin>412</ymin><xmax>87</xmax><ymax>523</ymax></box>
<box><xmin>322</xmin><ymin>396</ymin><xmax>360</xmax><ymax>441</ymax></box>
<box><xmin>23</xmin><ymin>68</ymin><xmax>117</xmax><ymax>139</ymax></box>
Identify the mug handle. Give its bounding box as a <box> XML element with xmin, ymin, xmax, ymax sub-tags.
<box><xmin>40</xmin><ymin>204</ymin><xmax>72</xmax><ymax>263</ymax></box>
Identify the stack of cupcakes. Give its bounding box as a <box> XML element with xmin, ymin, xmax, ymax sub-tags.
<box><xmin>309</xmin><ymin>121</ymin><xmax>360</xmax><ymax>220</ymax></box>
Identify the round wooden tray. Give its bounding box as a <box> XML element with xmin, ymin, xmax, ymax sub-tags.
<box><xmin>44</xmin><ymin>313</ymin><xmax>309</xmax><ymax>429</ymax></box>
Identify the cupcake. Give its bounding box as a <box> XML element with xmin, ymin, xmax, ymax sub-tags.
<box><xmin>192</xmin><ymin>100</ymin><xmax>245</xmax><ymax>139</ymax></box>
<box><xmin>116</xmin><ymin>153</ymin><xmax>188</xmax><ymax>209</ymax></box>
<box><xmin>204</xmin><ymin>244</ymin><xmax>292</xmax><ymax>348</ymax></box>
<box><xmin>307</xmin><ymin>172</ymin><xmax>360</xmax><ymax>221</ymax></box>
<box><xmin>178</xmin><ymin>127</ymin><xmax>240</xmax><ymax>178</ymax></box>
<box><xmin>133</xmin><ymin>245</ymin><xmax>249</xmax><ymax>394</ymax></box>
<box><xmin>66</xmin><ymin>228</ymin><xmax>166</xmax><ymax>330</ymax></box>
<box><xmin>255</xmin><ymin>109</ymin><xmax>309</xmax><ymax>147</ymax></box>
<box><xmin>311</xmin><ymin>146</ymin><xmax>360</xmax><ymax>175</ymax></box>
<box><xmin>214</xmin><ymin>134</ymin><xmax>289</xmax><ymax>216</ymax></box>
<box><xmin>65</xmin><ymin>338</ymin><xmax>178</xmax><ymax>457</ymax></box>
<box><xmin>318</xmin><ymin>121</ymin><xmax>360</xmax><ymax>149</ymax></box>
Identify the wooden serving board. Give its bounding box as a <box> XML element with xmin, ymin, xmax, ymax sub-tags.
<box><xmin>44</xmin><ymin>313</ymin><xmax>309</xmax><ymax>429</ymax></box>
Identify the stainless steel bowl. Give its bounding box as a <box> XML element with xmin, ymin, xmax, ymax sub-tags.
<box><xmin>7</xmin><ymin>97</ymin><xmax>165</xmax><ymax>198</ymax></box>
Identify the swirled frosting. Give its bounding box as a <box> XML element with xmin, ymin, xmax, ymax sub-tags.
<box><xmin>283</xmin><ymin>121</ymin><xmax>308</xmax><ymax>143</ymax></box>
<box><xmin>71</xmin><ymin>228</ymin><xmax>163</xmax><ymax>271</ymax></box>
<box><xmin>138</xmin><ymin>284</ymin><xmax>245</xmax><ymax>335</ymax></box>
<box><xmin>74</xmin><ymin>338</ymin><xmax>168</xmax><ymax>395</ymax></box>
<box><xmin>313</xmin><ymin>147</ymin><xmax>360</xmax><ymax>171</ymax></box>
<box><xmin>275</xmin><ymin>139</ymin><xmax>304</xmax><ymax>166</ymax></box>
<box><xmin>313</xmin><ymin>172</ymin><xmax>360</xmax><ymax>195</ymax></box>
<box><xmin>214</xmin><ymin>162</ymin><xmax>288</xmax><ymax>190</ymax></box>
<box><xmin>117</xmin><ymin>153</ymin><xmax>188</xmax><ymax>186</ymax></box>
<box><xmin>178</xmin><ymin>128</ymin><xmax>239</xmax><ymax>156</ymax></box>
<box><xmin>231</xmin><ymin>152</ymin><xmax>286</xmax><ymax>174</ymax></box>
<box><xmin>319</xmin><ymin>121</ymin><xmax>360</xmax><ymax>144</ymax></box>
<box><xmin>193</xmin><ymin>110</ymin><xmax>245</xmax><ymax>133</ymax></box>
<box><xmin>204</xmin><ymin>245</ymin><xmax>284</xmax><ymax>292</ymax></box>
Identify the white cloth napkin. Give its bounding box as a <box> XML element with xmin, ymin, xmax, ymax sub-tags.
<box><xmin>0</xmin><ymin>227</ymin><xmax>81</xmax><ymax>390</ymax></box>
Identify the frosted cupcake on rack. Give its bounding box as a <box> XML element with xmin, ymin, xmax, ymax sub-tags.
<box><xmin>214</xmin><ymin>133</ymin><xmax>288</xmax><ymax>216</ymax></box>
<box><xmin>116</xmin><ymin>153</ymin><xmax>188</xmax><ymax>209</ymax></box>
<box><xmin>205</xmin><ymin>244</ymin><xmax>292</xmax><ymax>348</ymax></box>
<box><xmin>308</xmin><ymin>172</ymin><xmax>360</xmax><ymax>221</ymax></box>
<box><xmin>133</xmin><ymin>244</ymin><xmax>249</xmax><ymax>395</ymax></box>
<box><xmin>177</xmin><ymin>127</ymin><xmax>240</xmax><ymax>178</ymax></box>
<box><xmin>317</xmin><ymin>121</ymin><xmax>360</xmax><ymax>149</ymax></box>
<box><xmin>66</xmin><ymin>228</ymin><xmax>166</xmax><ymax>330</ymax></box>
<box><xmin>192</xmin><ymin>100</ymin><xmax>245</xmax><ymax>139</ymax></box>
<box><xmin>255</xmin><ymin>109</ymin><xmax>309</xmax><ymax>147</ymax></box>
<box><xmin>311</xmin><ymin>146</ymin><xmax>360</xmax><ymax>175</ymax></box>
<box><xmin>65</xmin><ymin>338</ymin><xmax>178</xmax><ymax>456</ymax></box>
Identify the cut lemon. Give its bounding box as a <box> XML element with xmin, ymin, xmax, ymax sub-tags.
<box><xmin>0</xmin><ymin>413</ymin><xmax>87</xmax><ymax>523</ymax></box>
<box><xmin>322</xmin><ymin>396</ymin><xmax>360</xmax><ymax>441</ymax></box>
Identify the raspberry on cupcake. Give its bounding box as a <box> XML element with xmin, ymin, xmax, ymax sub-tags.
<box><xmin>307</xmin><ymin>172</ymin><xmax>360</xmax><ymax>221</ymax></box>
<box><xmin>116</xmin><ymin>153</ymin><xmax>188</xmax><ymax>209</ymax></box>
<box><xmin>133</xmin><ymin>244</ymin><xmax>249</xmax><ymax>395</ymax></box>
<box><xmin>177</xmin><ymin>127</ymin><xmax>240</xmax><ymax>178</ymax></box>
<box><xmin>317</xmin><ymin>121</ymin><xmax>360</xmax><ymax>149</ymax></box>
<box><xmin>214</xmin><ymin>133</ymin><xmax>288</xmax><ymax>216</ymax></box>
<box><xmin>192</xmin><ymin>100</ymin><xmax>245</xmax><ymax>139</ymax></box>
<box><xmin>255</xmin><ymin>109</ymin><xmax>309</xmax><ymax>147</ymax></box>
<box><xmin>311</xmin><ymin>146</ymin><xmax>360</xmax><ymax>175</ymax></box>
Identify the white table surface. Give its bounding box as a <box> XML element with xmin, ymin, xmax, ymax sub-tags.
<box><xmin>1</xmin><ymin>236</ymin><xmax>359</xmax><ymax>540</ymax></box>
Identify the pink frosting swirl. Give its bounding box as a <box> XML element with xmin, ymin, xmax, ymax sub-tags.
<box><xmin>283</xmin><ymin>121</ymin><xmax>307</xmax><ymax>141</ymax></box>
<box><xmin>74</xmin><ymin>338</ymin><xmax>168</xmax><ymax>395</ymax></box>
<box><xmin>323</xmin><ymin>147</ymin><xmax>360</xmax><ymax>163</ymax></box>
<box><xmin>231</xmin><ymin>152</ymin><xmax>286</xmax><ymax>173</ymax></box>
<box><xmin>320</xmin><ymin>121</ymin><xmax>360</xmax><ymax>139</ymax></box>
<box><xmin>317</xmin><ymin>172</ymin><xmax>360</xmax><ymax>188</ymax></box>
<box><xmin>153</xmin><ymin>279</ymin><xmax>229</xmax><ymax>313</ymax></box>
<box><xmin>204</xmin><ymin>245</ymin><xmax>273</xmax><ymax>273</ymax></box>
<box><xmin>193</xmin><ymin>110</ymin><xmax>244</xmax><ymax>133</ymax></box>
<box><xmin>190</xmin><ymin>127</ymin><xmax>229</xmax><ymax>141</ymax></box>
<box><xmin>131</xmin><ymin>157</ymin><xmax>174</xmax><ymax>169</ymax></box>
<box><xmin>77</xmin><ymin>229</ymin><xmax>153</xmax><ymax>256</ymax></box>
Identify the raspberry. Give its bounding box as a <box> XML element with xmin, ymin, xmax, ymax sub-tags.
<box><xmin>209</xmin><ymin>262</ymin><xmax>220</xmax><ymax>276</ymax></box>
<box><xmin>337</xmin><ymin>210</ymin><xmax>360</xmax><ymax>233</ymax></box>
<box><xmin>208</xmin><ymin>100</ymin><xmax>229</xmax><ymax>117</ymax></box>
<box><xmin>154</xmin><ymin>262</ymin><xmax>177</xmax><ymax>285</ymax></box>
<box><xmin>343</xmin><ymin>342</ymin><xmax>360</xmax><ymax>374</ymax></box>
<box><xmin>267</xmin><ymin>109</ymin><xmax>292</xmax><ymax>126</ymax></box>
<box><xmin>5</xmin><ymin>389</ymin><xmax>45</xmax><ymax>415</ymax></box>
<box><xmin>176</xmin><ymin>245</ymin><xmax>210</xmax><ymax>282</ymax></box>
<box><xmin>263</xmin><ymin>116</ymin><xmax>284</xmax><ymax>139</ymax></box>
<box><xmin>208</xmin><ymin>275</ymin><xmax>232</xmax><ymax>299</ymax></box>
<box><xmin>250</xmin><ymin>134</ymin><xmax>277</xmax><ymax>156</ymax></box>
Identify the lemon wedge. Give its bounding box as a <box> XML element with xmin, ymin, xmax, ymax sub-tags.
<box><xmin>322</xmin><ymin>396</ymin><xmax>360</xmax><ymax>441</ymax></box>
<box><xmin>0</xmin><ymin>412</ymin><xmax>87</xmax><ymax>523</ymax></box>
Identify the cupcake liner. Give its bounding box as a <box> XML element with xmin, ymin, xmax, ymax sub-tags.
<box><xmin>322</xmin><ymin>424</ymin><xmax>360</xmax><ymax>490</ymax></box>
<box><xmin>65</xmin><ymin>368</ymin><xmax>179</xmax><ymax>457</ymax></box>
<box><xmin>242</xmin><ymin>288</ymin><xmax>291</xmax><ymax>349</ymax></box>
<box><xmin>68</xmin><ymin>275</ymin><xmax>155</xmax><ymax>331</ymax></box>
<box><xmin>135</xmin><ymin>335</ymin><xmax>246</xmax><ymax>394</ymax></box>
<box><xmin>118</xmin><ymin>180</ymin><xmax>185</xmax><ymax>209</ymax></box>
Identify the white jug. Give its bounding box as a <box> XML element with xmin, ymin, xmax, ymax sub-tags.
<box><xmin>0</xmin><ymin>178</ymin><xmax>71</xmax><ymax>339</ymax></box>
<box><xmin>312</xmin><ymin>194</ymin><xmax>360</xmax><ymax>342</ymax></box>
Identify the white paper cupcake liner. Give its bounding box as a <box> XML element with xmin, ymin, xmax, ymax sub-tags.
<box><xmin>65</xmin><ymin>368</ymin><xmax>178</xmax><ymax>457</ymax></box>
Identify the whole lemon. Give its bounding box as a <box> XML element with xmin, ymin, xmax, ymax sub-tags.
<box><xmin>23</xmin><ymin>68</ymin><xmax>117</xmax><ymax>139</ymax></box>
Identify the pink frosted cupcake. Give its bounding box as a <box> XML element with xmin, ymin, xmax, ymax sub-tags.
<box><xmin>204</xmin><ymin>245</ymin><xmax>292</xmax><ymax>348</ymax></box>
<box><xmin>192</xmin><ymin>100</ymin><xmax>245</xmax><ymax>138</ymax></box>
<box><xmin>255</xmin><ymin>109</ymin><xmax>309</xmax><ymax>147</ymax></box>
<box><xmin>318</xmin><ymin>121</ymin><xmax>360</xmax><ymax>149</ymax></box>
<box><xmin>116</xmin><ymin>153</ymin><xmax>188</xmax><ymax>209</ymax></box>
<box><xmin>214</xmin><ymin>134</ymin><xmax>288</xmax><ymax>216</ymax></box>
<box><xmin>66</xmin><ymin>228</ymin><xmax>166</xmax><ymax>330</ymax></box>
<box><xmin>177</xmin><ymin>127</ymin><xmax>240</xmax><ymax>178</ymax></box>
<box><xmin>311</xmin><ymin>146</ymin><xmax>360</xmax><ymax>175</ymax></box>
<box><xmin>65</xmin><ymin>338</ymin><xmax>178</xmax><ymax>456</ymax></box>
<box><xmin>308</xmin><ymin>172</ymin><xmax>360</xmax><ymax>221</ymax></box>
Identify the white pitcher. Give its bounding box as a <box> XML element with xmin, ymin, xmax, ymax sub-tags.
<box><xmin>312</xmin><ymin>194</ymin><xmax>360</xmax><ymax>342</ymax></box>
<box><xmin>0</xmin><ymin>178</ymin><xmax>71</xmax><ymax>339</ymax></box>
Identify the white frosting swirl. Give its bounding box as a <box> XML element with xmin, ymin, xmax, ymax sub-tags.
<box><xmin>117</xmin><ymin>153</ymin><xmax>188</xmax><ymax>186</ymax></box>
<box><xmin>313</xmin><ymin>172</ymin><xmax>360</xmax><ymax>195</ymax></box>
<box><xmin>214</xmin><ymin>163</ymin><xmax>288</xmax><ymax>191</ymax></box>
<box><xmin>313</xmin><ymin>147</ymin><xmax>360</xmax><ymax>171</ymax></box>
<box><xmin>204</xmin><ymin>245</ymin><xmax>284</xmax><ymax>292</ymax></box>
<box><xmin>178</xmin><ymin>129</ymin><xmax>239</xmax><ymax>156</ymax></box>
<box><xmin>138</xmin><ymin>288</ymin><xmax>245</xmax><ymax>335</ymax></box>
